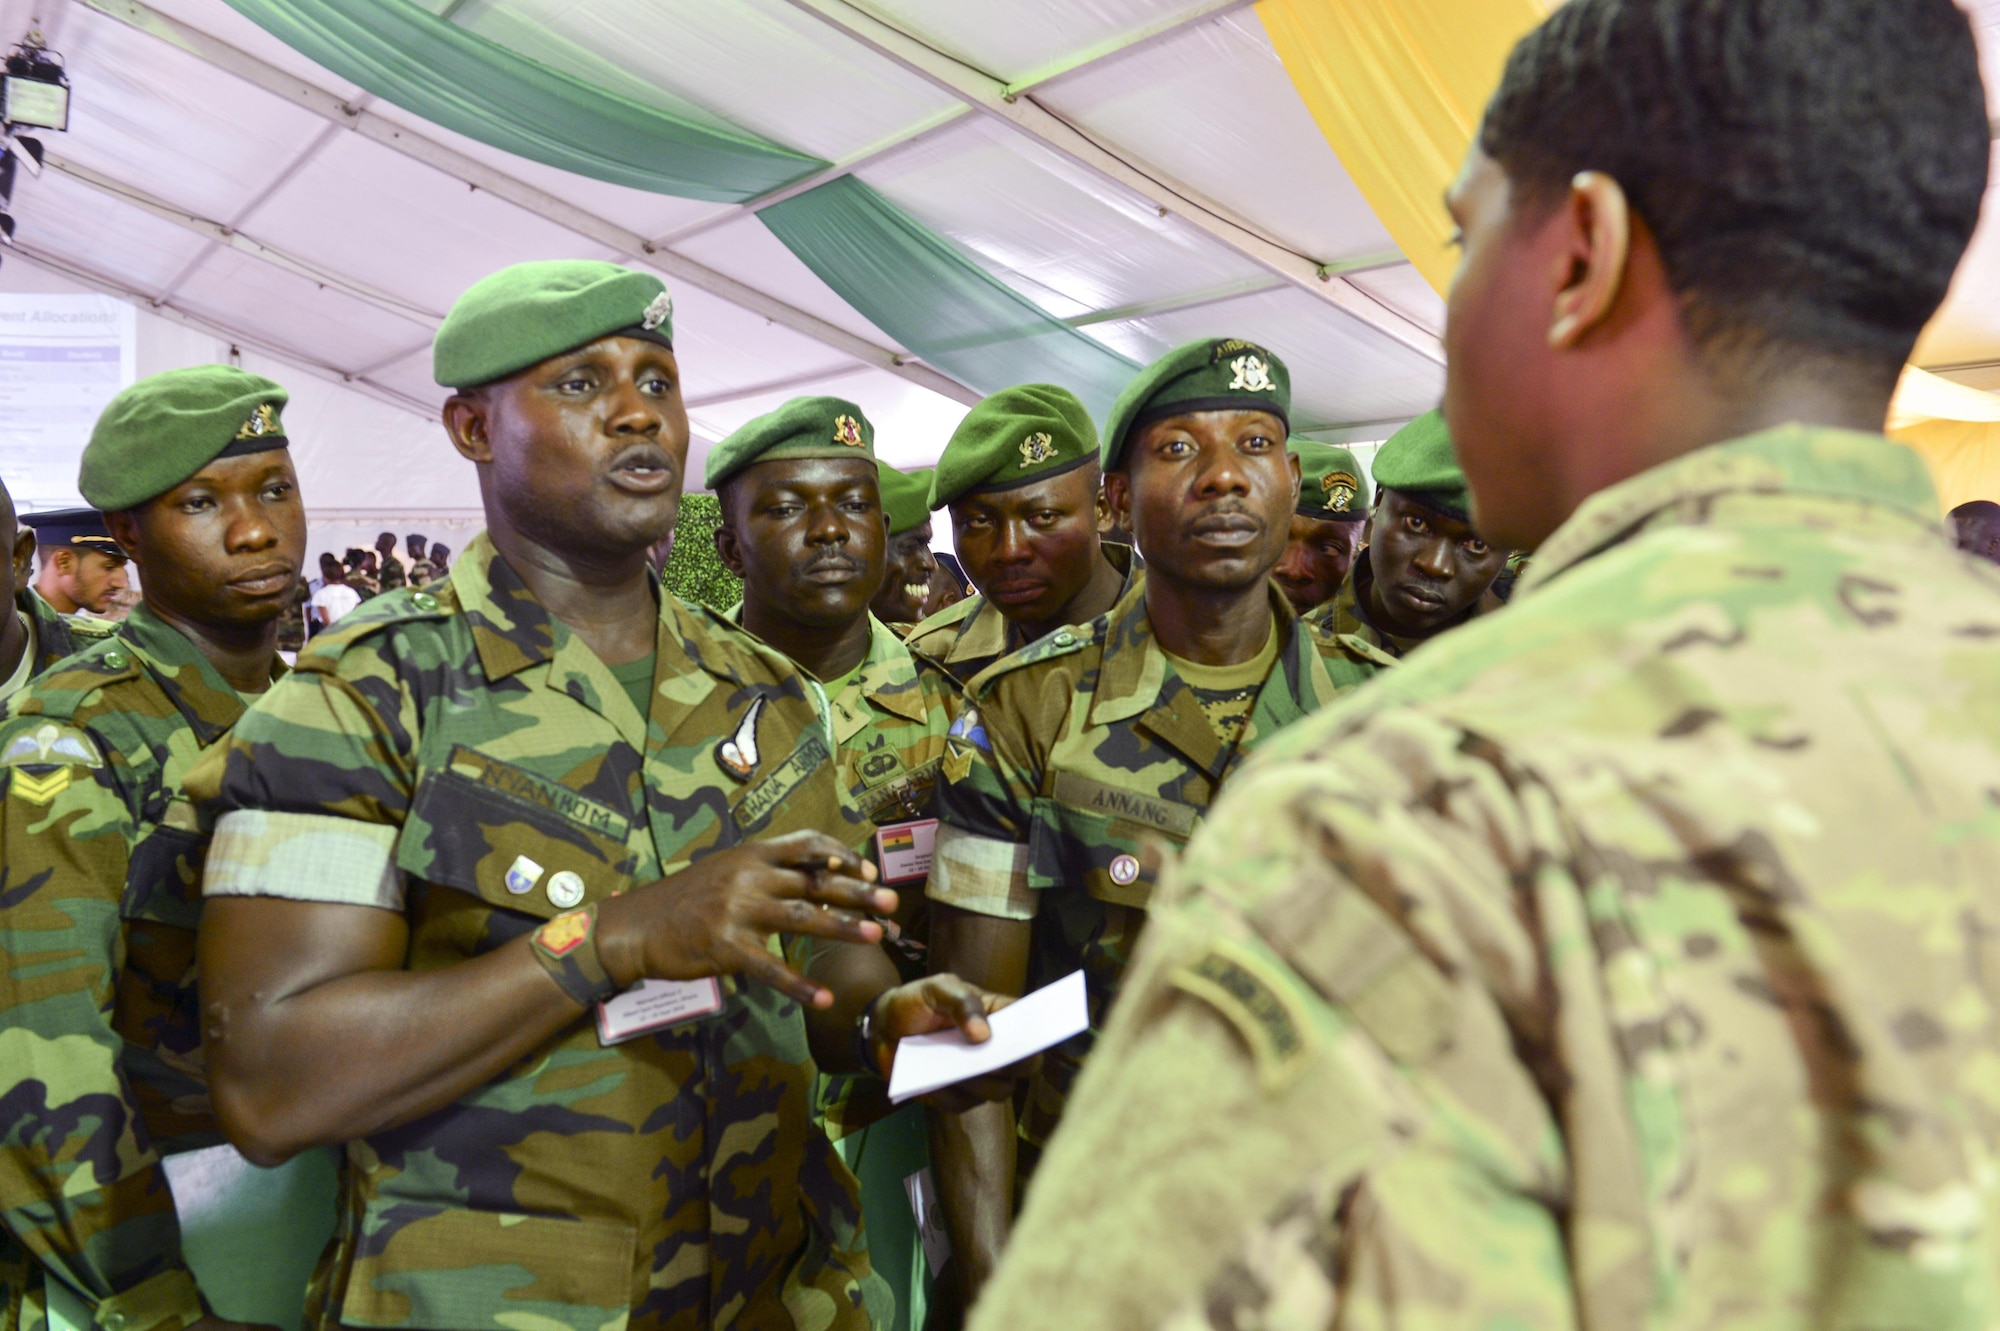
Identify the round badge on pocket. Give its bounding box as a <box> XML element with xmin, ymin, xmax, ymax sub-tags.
<box><xmin>1109</xmin><ymin>853</ymin><xmax>1141</xmax><ymax>886</ymax></box>
<box><xmin>546</xmin><ymin>870</ymin><xmax>586</xmax><ymax>909</ymax></box>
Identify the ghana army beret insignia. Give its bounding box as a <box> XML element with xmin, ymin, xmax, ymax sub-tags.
<box><xmin>930</xmin><ymin>384</ymin><xmax>1098</xmax><ymax>510</ymax></box>
<box><xmin>705</xmin><ymin>395</ymin><xmax>876</xmax><ymax>490</ymax></box>
<box><xmin>79</xmin><ymin>365</ymin><xmax>290</xmax><ymax>511</ymax></box>
<box><xmin>1289</xmin><ymin>439</ymin><xmax>1370</xmax><ymax>520</ymax></box>
<box><xmin>878</xmin><ymin>464</ymin><xmax>934</xmax><ymax>537</ymax></box>
<box><xmin>1101</xmin><ymin>337</ymin><xmax>1292</xmax><ymax>470</ymax></box>
<box><xmin>433</xmin><ymin>260</ymin><xmax>673</xmax><ymax>389</ymax></box>
<box><xmin>1370</xmin><ymin>410</ymin><xmax>1470</xmax><ymax>518</ymax></box>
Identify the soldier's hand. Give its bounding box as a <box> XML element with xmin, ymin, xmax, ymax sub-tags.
<box><xmin>595</xmin><ymin>830</ymin><xmax>895</xmax><ymax>1008</ymax></box>
<box><xmin>865</xmin><ymin>974</ymin><xmax>1040</xmax><ymax>1112</ymax></box>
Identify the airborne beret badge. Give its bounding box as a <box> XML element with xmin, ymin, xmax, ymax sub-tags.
<box><xmin>1322</xmin><ymin>470</ymin><xmax>1360</xmax><ymax>512</ymax></box>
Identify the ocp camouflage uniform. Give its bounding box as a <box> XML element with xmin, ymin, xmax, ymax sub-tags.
<box><xmin>930</xmin><ymin>579</ymin><xmax>1355</xmax><ymax>1182</ymax></box>
<box><xmin>189</xmin><ymin>533</ymin><xmax>886</xmax><ymax>1331</ymax></box>
<box><xmin>903</xmin><ymin>542</ymin><xmax>1137</xmax><ymax>696</ymax></box>
<box><xmin>0</xmin><ymin>604</ymin><xmax>278</xmax><ymax>1331</ymax></box>
<box><xmin>972</xmin><ymin>425</ymin><xmax>2000</xmax><ymax>1329</ymax></box>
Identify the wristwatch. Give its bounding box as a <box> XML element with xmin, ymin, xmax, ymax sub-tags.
<box><xmin>853</xmin><ymin>990</ymin><xmax>892</xmax><ymax>1079</ymax></box>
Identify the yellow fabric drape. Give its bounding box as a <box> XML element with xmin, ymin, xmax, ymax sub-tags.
<box><xmin>1257</xmin><ymin>0</ymin><xmax>1548</xmax><ymax>296</ymax></box>
<box><xmin>1894</xmin><ymin>420</ymin><xmax>2000</xmax><ymax>512</ymax></box>
<box><xmin>1260</xmin><ymin>0</ymin><xmax>2000</xmax><ymax>510</ymax></box>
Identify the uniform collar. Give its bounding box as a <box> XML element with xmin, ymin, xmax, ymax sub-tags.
<box><xmin>1518</xmin><ymin>424</ymin><xmax>1940</xmax><ymax>597</ymax></box>
<box><xmin>1090</xmin><ymin>580</ymin><xmax>1308</xmax><ymax>727</ymax></box>
<box><xmin>936</xmin><ymin>541</ymin><xmax>1139</xmax><ymax>667</ymax></box>
<box><xmin>846</xmin><ymin>615</ymin><xmax>932</xmax><ymax>727</ymax></box>
<box><xmin>452</xmin><ymin>530</ymin><xmax>797</xmax><ymax>749</ymax></box>
<box><xmin>117</xmin><ymin>601</ymin><xmax>283</xmax><ymax>745</ymax></box>
<box><xmin>1089</xmin><ymin>580</ymin><xmax>1333</xmax><ymax>780</ymax></box>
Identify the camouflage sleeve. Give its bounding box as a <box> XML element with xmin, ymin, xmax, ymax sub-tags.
<box><xmin>190</xmin><ymin>647</ymin><xmax>417</xmax><ymax>909</ymax></box>
<box><xmin>929</xmin><ymin>684</ymin><xmax>1040</xmax><ymax>921</ymax></box>
<box><xmin>966</xmin><ymin>706</ymin><xmax>1578</xmax><ymax>1330</ymax></box>
<box><xmin>0</xmin><ymin>723</ymin><xmax>204</xmax><ymax>1330</ymax></box>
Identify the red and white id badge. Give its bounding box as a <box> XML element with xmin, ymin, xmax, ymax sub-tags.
<box><xmin>596</xmin><ymin>978</ymin><xmax>724</xmax><ymax>1046</ymax></box>
<box><xmin>874</xmin><ymin>818</ymin><xmax>938</xmax><ymax>885</ymax></box>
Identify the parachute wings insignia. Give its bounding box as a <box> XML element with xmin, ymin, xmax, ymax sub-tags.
<box><xmin>716</xmin><ymin>696</ymin><xmax>765</xmax><ymax>782</ymax></box>
<box><xmin>2</xmin><ymin>722</ymin><xmax>101</xmax><ymax>805</ymax></box>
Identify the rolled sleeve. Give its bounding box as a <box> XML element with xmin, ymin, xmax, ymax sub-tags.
<box><xmin>204</xmin><ymin>810</ymin><xmax>403</xmax><ymax>911</ymax></box>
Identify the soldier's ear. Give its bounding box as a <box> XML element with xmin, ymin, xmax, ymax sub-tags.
<box><xmin>712</xmin><ymin>524</ymin><xmax>747</xmax><ymax>579</ymax></box>
<box><xmin>443</xmin><ymin>392</ymin><xmax>493</xmax><ymax>464</ymax></box>
<box><xmin>1101</xmin><ymin>470</ymin><xmax>1132</xmax><ymax>534</ymax></box>
<box><xmin>102</xmin><ymin>512</ymin><xmax>141</xmax><ymax>567</ymax></box>
<box><xmin>11</xmin><ymin>527</ymin><xmax>33</xmax><ymax>585</ymax></box>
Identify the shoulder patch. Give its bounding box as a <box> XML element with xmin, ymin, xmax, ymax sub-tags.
<box><xmin>1168</xmin><ymin>934</ymin><xmax>1317</xmax><ymax>1094</ymax></box>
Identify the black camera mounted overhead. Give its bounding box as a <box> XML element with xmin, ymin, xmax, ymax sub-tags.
<box><xmin>0</xmin><ymin>28</ymin><xmax>69</xmax><ymax>264</ymax></box>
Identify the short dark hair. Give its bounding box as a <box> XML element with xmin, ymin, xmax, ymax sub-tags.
<box><xmin>1480</xmin><ymin>0</ymin><xmax>1989</xmax><ymax>369</ymax></box>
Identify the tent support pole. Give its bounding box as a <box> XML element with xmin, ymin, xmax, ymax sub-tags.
<box><xmin>776</xmin><ymin>0</ymin><xmax>1444</xmax><ymax>365</ymax></box>
<box><xmin>70</xmin><ymin>0</ymin><xmax>983</xmax><ymax>407</ymax></box>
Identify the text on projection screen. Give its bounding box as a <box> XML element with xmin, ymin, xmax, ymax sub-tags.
<box><xmin>0</xmin><ymin>294</ymin><xmax>137</xmax><ymax>509</ymax></box>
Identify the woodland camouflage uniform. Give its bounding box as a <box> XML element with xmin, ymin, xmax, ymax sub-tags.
<box><xmin>974</xmin><ymin>425</ymin><xmax>2000</xmax><ymax>1329</ymax></box>
<box><xmin>1304</xmin><ymin>547</ymin><xmax>1496</xmax><ymax>661</ymax></box>
<box><xmin>188</xmin><ymin>533</ymin><xmax>886</xmax><ymax>1331</ymax></box>
<box><xmin>15</xmin><ymin>588</ymin><xmax>115</xmax><ymax>684</ymax></box>
<box><xmin>0</xmin><ymin>605</ymin><xmax>279</xmax><ymax>1331</ymax></box>
<box><xmin>930</xmin><ymin>578</ymin><xmax>1366</xmax><ymax>1183</ymax></box>
<box><xmin>903</xmin><ymin>542</ymin><xmax>1137</xmax><ymax>696</ymax></box>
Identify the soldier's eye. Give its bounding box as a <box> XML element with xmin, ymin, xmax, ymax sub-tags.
<box><xmin>1465</xmin><ymin>540</ymin><xmax>1489</xmax><ymax>556</ymax></box>
<box><xmin>1405</xmin><ymin>515</ymin><xmax>1428</xmax><ymax>535</ymax></box>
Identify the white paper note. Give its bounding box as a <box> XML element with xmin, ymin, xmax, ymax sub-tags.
<box><xmin>904</xmin><ymin>1165</ymin><xmax>953</xmax><ymax>1277</ymax></box>
<box><xmin>887</xmin><ymin>969</ymin><xmax>1087</xmax><ymax>1105</ymax></box>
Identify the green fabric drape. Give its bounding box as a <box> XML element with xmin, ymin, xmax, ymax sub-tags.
<box><xmin>221</xmin><ymin>0</ymin><xmax>827</xmax><ymax>201</ymax></box>
<box><xmin>762</xmin><ymin>176</ymin><xmax>1140</xmax><ymax>419</ymax></box>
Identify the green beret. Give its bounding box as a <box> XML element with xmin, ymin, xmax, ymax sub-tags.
<box><xmin>80</xmin><ymin>366</ymin><xmax>290</xmax><ymax>511</ymax></box>
<box><xmin>434</xmin><ymin>260</ymin><xmax>673</xmax><ymax>389</ymax></box>
<box><xmin>878</xmin><ymin>464</ymin><xmax>934</xmax><ymax>537</ymax></box>
<box><xmin>1101</xmin><ymin>338</ymin><xmax>1290</xmax><ymax>471</ymax></box>
<box><xmin>930</xmin><ymin>384</ymin><xmax>1098</xmax><ymax>509</ymax></box>
<box><xmin>705</xmin><ymin>396</ymin><xmax>875</xmax><ymax>490</ymax></box>
<box><xmin>1370</xmin><ymin>410</ymin><xmax>1469</xmax><ymax>518</ymax></box>
<box><xmin>1289</xmin><ymin>439</ymin><xmax>1370</xmax><ymax>521</ymax></box>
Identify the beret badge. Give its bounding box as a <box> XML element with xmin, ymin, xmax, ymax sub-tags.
<box><xmin>1227</xmin><ymin>354</ymin><xmax>1275</xmax><ymax>394</ymax></box>
<box><xmin>236</xmin><ymin>402</ymin><xmax>282</xmax><ymax>440</ymax></box>
<box><xmin>833</xmin><ymin>414</ymin><xmax>865</xmax><ymax>447</ymax></box>
<box><xmin>641</xmin><ymin>291</ymin><xmax>673</xmax><ymax>332</ymax></box>
<box><xmin>1322</xmin><ymin>470</ymin><xmax>1360</xmax><ymax>512</ymax></box>
<box><xmin>1019</xmin><ymin>432</ymin><xmax>1055</xmax><ymax>467</ymax></box>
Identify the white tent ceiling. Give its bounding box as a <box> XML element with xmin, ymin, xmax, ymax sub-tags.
<box><xmin>0</xmin><ymin>0</ymin><xmax>1995</xmax><ymax>529</ymax></box>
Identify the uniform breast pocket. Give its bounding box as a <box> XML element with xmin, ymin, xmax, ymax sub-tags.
<box><xmin>398</xmin><ymin>747</ymin><xmax>639</xmax><ymax>922</ymax></box>
<box><xmin>1027</xmin><ymin>771</ymin><xmax>1200</xmax><ymax>910</ymax></box>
